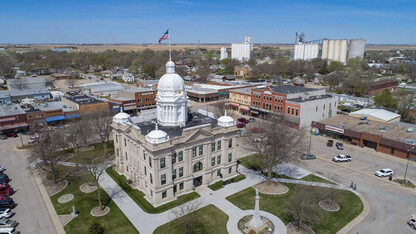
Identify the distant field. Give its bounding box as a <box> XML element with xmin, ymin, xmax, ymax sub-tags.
<box><xmin>1</xmin><ymin>43</ymin><xmax>416</xmax><ymax>52</ymax></box>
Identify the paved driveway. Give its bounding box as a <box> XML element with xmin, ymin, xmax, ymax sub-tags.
<box><xmin>296</xmin><ymin>136</ymin><xmax>416</xmax><ymax>234</ymax></box>
<box><xmin>0</xmin><ymin>137</ymin><xmax>55</xmax><ymax>234</ymax></box>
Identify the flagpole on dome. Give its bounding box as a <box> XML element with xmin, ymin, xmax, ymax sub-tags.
<box><xmin>168</xmin><ymin>27</ymin><xmax>172</xmax><ymax>61</ymax></box>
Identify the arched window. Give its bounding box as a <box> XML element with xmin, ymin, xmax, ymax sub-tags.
<box><xmin>193</xmin><ymin>162</ymin><xmax>203</xmax><ymax>172</ymax></box>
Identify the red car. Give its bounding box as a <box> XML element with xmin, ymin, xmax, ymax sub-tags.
<box><xmin>237</xmin><ymin>123</ymin><xmax>246</xmax><ymax>128</ymax></box>
<box><xmin>5</xmin><ymin>133</ymin><xmax>17</xmax><ymax>138</ymax></box>
<box><xmin>0</xmin><ymin>184</ymin><xmax>13</xmax><ymax>196</ymax></box>
<box><xmin>0</xmin><ymin>194</ymin><xmax>10</xmax><ymax>201</ymax></box>
<box><xmin>238</xmin><ymin>118</ymin><xmax>248</xmax><ymax>124</ymax></box>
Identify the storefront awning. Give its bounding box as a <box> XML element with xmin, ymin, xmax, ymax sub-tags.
<box><xmin>46</xmin><ymin>116</ymin><xmax>65</xmax><ymax>122</ymax></box>
<box><xmin>65</xmin><ymin>113</ymin><xmax>80</xmax><ymax>120</ymax></box>
<box><xmin>250</xmin><ymin>110</ymin><xmax>259</xmax><ymax>114</ymax></box>
<box><xmin>229</xmin><ymin>103</ymin><xmax>239</xmax><ymax>108</ymax></box>
<box><xmin>124</xmin><ymin>105</ymin><xmax>137</xmax><ymax>111</ymax></box>
<box><xmin>240</xmin><ymin>108</ymin><xmax>250</xmax><ymax>113</ymax></box>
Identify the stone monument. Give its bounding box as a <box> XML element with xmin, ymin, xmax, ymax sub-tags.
<box><xmin>247</xmin><ymin>188</ymin><xmax>267</xmax><ymax>232</ymax></box>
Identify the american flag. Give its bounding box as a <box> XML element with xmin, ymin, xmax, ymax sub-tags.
<box><xmin>158</xmin><ymin>29</ymin><xmax>170</xmax><ymax>44</ymax></box>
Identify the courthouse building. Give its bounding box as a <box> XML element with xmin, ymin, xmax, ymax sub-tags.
<box><xmin>112</xmin><ymin>60</ymin><xmax>239</xmax><ymax>205</ymax></box>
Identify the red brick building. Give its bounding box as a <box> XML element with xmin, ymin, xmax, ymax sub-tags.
<box><xmin>0</xmin><ymin>104</ymin><xmax>28</xmax><ymax>134</ymax></box>
<box><xmin>368</xmin><ymin>79</ymin><xmax>399</xmax><ymax>95</ymax></box>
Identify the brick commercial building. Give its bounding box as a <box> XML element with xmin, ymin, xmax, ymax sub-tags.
<box><xmin>229</xmin><ymin>87</ymin><xmax>256</xmax><ymax>115</ymax></box>
<box><xmin>0</xmin><ymin>104</ymin><xmax>28</xmax><ymax>134</ymax></box>
<box><xmin>313</xmin><ymin>115</ymin><xmax>416</xmax><ymax>160</ymax></box>
<box><xmin>62</xmin><ymin>95</ymin><xmax>109</xmax><ymax>116</ymax></box>
<box><xmin>250</xmin><ymin>85</ymin><xmax>337</xmax><ymax>128</ymax></box>
<box><xmin>368</xmin><ymin>79</ymin><xmax>399</xmax><ymax>95</ymax></box>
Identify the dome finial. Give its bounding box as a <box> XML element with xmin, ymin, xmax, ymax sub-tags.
<box><xmin>225</xmin><ymin>110</ymin><xmax>227</xmax><ymax>116</ymax></box>
<box><xmin>166</xmin><ymin>60</ymin><xmax>176</xmax><ymax>74</ymax></box>
<box><xmin>155</xmin><ymin>123</ymin><xmax>158</xmax><ymax>130</ymax></box>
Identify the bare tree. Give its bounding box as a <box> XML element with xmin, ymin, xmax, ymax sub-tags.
<box><xmin>395</xmin><ymin>90</ymin><xmax>415</xmax><ymax>122</ymax></box>
<box><xmin>66</xmin><ymin>73</ymin><xmax>77</xmax><ymax>88</ymax></box>
<box><xmin>287</xmin><ymin>186</ymin><xmax>320</xmax><ymax>229</ymax></box>
<box><xmin>85</xmin><ymin>156</ymin><xmax>111</xmax><ymax>210</ymax></box>
<box><xmin>211</xmin><ymin>99</ymin><xmax>235</xmax><ymax>118</ymax></box>
<box><xmin>66</xmin><ymin>118</ymin><xmax>92</xmax><ymax>167</ymax></box>
<box><xmin>30</xmin><ymin>129</ymin><xmax>67</xmax><ymax>183</ymax></box>
<box><xmin>242</xmin><ymin>114</ymin><xmax>306</xmax><ymax>185</ymax></box>
<box><xmin>170</xmin><ymin>200</ymin><xmax>202</xmax><ymax>234</ymax></box>
<box><xmin>91</xmin><ymin>111</ymin><xmax>114</xmax><ymax>160</ymax></box>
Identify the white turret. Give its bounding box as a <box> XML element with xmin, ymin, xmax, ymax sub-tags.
<box><xmin>113</xmin><ymin>107</ymin><xmax>131</xmax><ymax>124</ymax></box>
<box><xmin>156</xmin><ymin>60</ymin><xmax>188</xmax><ymax>127</ymax></box>
<box><xmin>217</xmin><ymin>110</ymin><xmax>235</xmax><ymax>127</ymax></box>
<box><xmin>145</xmin><ymin>123</ymin><xmax>168</xmax><ymax>144</ymax></box>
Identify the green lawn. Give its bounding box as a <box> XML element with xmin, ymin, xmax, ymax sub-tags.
<box><xmin>300</xmin><ymin>174</ymin><xmax>334</xmax><ymax>184</ymax></box>
<box><xmin>67</xmin><ymin>141</ymin><xmax>114</xmax><ymax>164</ymax></box>
<box><xmin>226</xmin><ymin>184</ymin><xmax>363</xmax><ymax>234</ymax></box>
<box><xmin>238</xmin><ymin>154</ymin><xmax>264</xmax><ymax>171</ymax></box>
<box><xmin>208</xmin><ymin>174</ymin><xmax>246</xmax><ymax>191</ymax></box>
<box><xmin>50</xmin><ymin>175</ymin><xmax>138</xmax><ymax>234</ymax></box>
<box><xmin>106</xmin><ymin>167</ymin><xmax>200</xmax><ymax>213</ymax></box>
<box><xmin>153</xmin><ymin>204</ymin><xmax>228</xmax><ymax>234</ymax></box>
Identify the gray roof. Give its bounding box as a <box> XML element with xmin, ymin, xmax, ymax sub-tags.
<box><xmin>9</xmin><ymin>88</ymin><xmax>50</xmax><ymax>97</ymax></box>
<box><xmin>7</xmin><ymin>77</ymin><xmax>47</xmax><ymax>85</ymax></box>
<box><xmin>65</xmin><ymin>95</ymin><xmax>106</xmax><ymax>105</ymax></box>
<box><xmin>123</xmin><ymin>88</ymin><xmax>155</xmax><ymax>93</ymax></box>
<box><xmin>0</xmin><ymin>104</ymin><xmax>25</xmax><ymax>117</ymax></box>
<box><xmin>135</xmin><ymin>112</ymin><xmax>218</xmax><ymax>138</ymax></box>
<box><xmin>37</xmin><ymin>101</ymin><xmax>74</xmax><ymax>112</ymax></box>
<box><xmin>81</xmin><ymin>82</ymin><xmax>125</xmax><ymax>93</ymax></box>
<box><xmin>0</xmin><ymin>91</ymin><xmax>10</xmax><ymax>99</ymax></box>
<box><xmin>230</xmin><ymin>87</ymin><xmax>257</xmax><ymax>95</ymax></box>
<box><xmin>139</xmin><ymin>79</ymin><xmax>159</xmax><ymax>85</ymax></box>
<box><xmin>266</xmin><ymin>85</ymin><xmax>317</xmax><ymax>94</ymax></box>
<box><xmin>288</xmin><ymin>94</ymin><xmax>335</xmax><ymax>103</ymax></box>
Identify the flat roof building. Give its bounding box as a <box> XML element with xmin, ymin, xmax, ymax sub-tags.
<box><xmin>80</xmin><ymin>82</ymin><xmax>125</xmax><ymax>96</ymax></box>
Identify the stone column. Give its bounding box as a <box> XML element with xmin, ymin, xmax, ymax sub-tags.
<box><xmin>249</xmin><ymin>188</ymin><xmax>264</xmax><ymax>229</ymax></box>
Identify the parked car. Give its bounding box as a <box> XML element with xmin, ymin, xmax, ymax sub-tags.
<box><xmin>237</xmin><ymin>123</ymin><xmax>246</xmax><ymax>128</ymax></box>
<box><xmin>300</xmin><ymin>154</ymin><xmax>316</xmax><ymax>160</ymax></box>
<box><xmin>0</xmin><ymin>167</ymin><xmax>4</xmax><ymax>173</ymax></box>
<box><xmin>408</xmin><ymin>215</ymin><xmax>416</xmax><ymax>229</ymax></box>
<box><xmin>236</xmin><ymin>130</ymin><xmax>245</xmax><ymax>135</ymax></box>
<box><xmin>336</xmin><ymin>142</ymin><xmax>344</xmax><ymax>150</ymax></box>
<box><xmin>4</xmin><ymin>133</ymin><xmax>17</xmax><ymax>138</ymax></box>
<box><xmin>0</xmin><ymin>196</ymin><xmax>10</xmax><ymax>202</ymax></box>
<box><xmin>237</xmin><ymin>118</ymin><xmax>248</xmax><ymax>123</ymax></box>
<box><xmin>354</xmin><ymin>104</ymin><xmax>364</xmax><ymax>109</ymax></box>
<box><xmin>0</xmin><ymin>209</ymin><xmax>13</xmax><ymax>219</ymax></box>
<box><xmin>0</xmin><ymin>185</ymin><xmax>13</xmax><ymax>196</ymax></box>
<box><xmin>332</xmin><ymin>154</ymin><xmax>352</xmax><ymax>162</ymax></box>
<box><xmin>341</xmin><ymin>108</ymin><xmax>351</xmax><ymax>113</ymax></box>
<box><xmin>327</xmin><ymin>140</ymin><xmax>333</xmax><ymax>147</ymax></box>
<box><xmin>0</xmin><ymin>136</ymin><xmax>6</xmax><ymax>140</ymax></box>
<box><xmin>100</xmin><ymin>77</ymin><xmax>104</xmax><ymax>80</ymax></box>
<box><xmin>0</xmin><ymin>176</ymin><xmax>9</xmax><ymax>185</ymax></box>
<box><xmin>0</xmin><ymin>200</ymin><xmax>15</xmax><ymax>209</ymax></box>
<box><xmin>375</xmin><ymin>168</ymin><xmax>394</xmax><ymax>177</ymax></box>
<box><xmin>0</xmin><ymin>218</ymin><xmax>17</xmax><ymax>228</ymax></box>
<box><xmin>0</xmin><ymin>227</ymin><xmax>17</xmax><ymax>234</ymax></box>
<box><xmin>28</xmin><ymin>139</ymin><xmax>35</xmax><ymax>144</ymax></box>
<box><xmin>248</xmin><ymin>118</ymin><xmax>255</xmax><ymax>122</ymax></box>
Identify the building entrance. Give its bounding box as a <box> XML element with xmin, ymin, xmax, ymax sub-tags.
<box><xmin>193</xmin><ymin>176</ymin><xmax>203</xmax><ymax>187</ymax></box>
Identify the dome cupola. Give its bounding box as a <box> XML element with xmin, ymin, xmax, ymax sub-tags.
<box><xmin>218</xmin><ymin>110</ymin><xmax>235</xmax><ymax>127</ymax></box>
<box><xmin>113</xmin><ymin>108</ymin><xmax>131</xmax><ymax>124</ymax></box>
<box><xmin>145</xmin><ymin>123</ymin><xmax>169</xmax><ymax>144</ymax></box>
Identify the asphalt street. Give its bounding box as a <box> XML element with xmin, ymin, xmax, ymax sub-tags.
<box><xmin>297</xmin><ymin>135</ymin><xmax>416</xmax><ymax>234</ymax></box>
<box><xmin>0</xmin><ymin>136</ymin><xmax>55</xmax><ymax>234</ymax></box>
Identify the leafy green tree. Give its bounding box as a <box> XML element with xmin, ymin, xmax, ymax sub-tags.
<box><xmin>326</xmin><ymin>61</ymin><xmax>344</xmax><ymax>73</ymax></box>
<box><xmin>88</xmin><ymin>221</ymin><xmax>105</xmax><ymax>234</ymax></box>
<box><xmin>374</xmin><ymin>89</ymin><xmax>397</xmax><ymax>110</ymax></box>
<box><xmin>142</xmin><ymin>64</ymin><xmax>157</xmax><ymax>78</ymax></box>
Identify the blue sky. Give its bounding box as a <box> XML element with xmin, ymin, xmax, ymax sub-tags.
<box><xmin>1</xmin><ymin>0</ymin><xmax>415</xmax><ymax>44</ymax></box>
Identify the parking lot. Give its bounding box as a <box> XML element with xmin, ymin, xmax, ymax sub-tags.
<box><xmin>0</xmin><ymin>136</ymin><xmax>55</xmax><ymax>234</ymax></box>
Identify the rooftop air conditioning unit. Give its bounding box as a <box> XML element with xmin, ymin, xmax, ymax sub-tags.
<box><xmin>360</xmin><ymin>116</ymin><xmax>367</xmax><ymax>120</ymax></box>
<box><xmin>405</xmin><ymin>139</ymin><xmax>415</xmax><ymax>145</ymax></box>
<box><xmin>379</xmin><ymin>126</ymin><xmax>387</xmax><ymax>132</ymax></box>
<box><xmin>407</xmin><ymin>127</ymin><xmax>414</xmax><ymax>133</ymax></box>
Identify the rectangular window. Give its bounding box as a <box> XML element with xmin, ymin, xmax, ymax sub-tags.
<box><xmin>228</xmin><ymin>139</ymin><xmax>232</xmax><ymax>148</ymax></box>
<box><xmin>211</xmin><ymin>157</ymin><xmax>215</xmax><ymax>166</ymax></box>
<box><xmin>228</xmin><ymin>167</ymin><xmax>232</xmax><ymax>174</ymax></box>
<box><xmin>172</xmin><ymin>169</ymin><xmax>177</xmax><ymax>180</ymax></box>
<box><xmin>125</xmin><ymin>152</ymin><xmax>128</xmax><ymax>160</ymax></box>
<box><xmin>287</xmin><ymin>107</ymin><xmax>290</xmax><ymax>114</ymax></box>
<box><xmin>161</xmin><ymin>174</ymin><xmax>166</xmax><ymax>185</ymax></box>
<box><xmin>115</xmin><ymin>134</ymin><xmax>118</xmax><ymax>143</ymax></box>
<box><xmin>178</xmin><ymin>151</ymin><xmax>183</xmax><ymax>161</ymax></box>
<box><xmin>211</xmin><ymin>142</ymin><xmax>215</xmax><ymax>151</ymax></box>
<box><xmin>143</xmin><ymin>151</ymin><xmax>146</xmax><ymax>160</ymax></box>
<box><xmin>217</xmin><ymin>141</ymin><xmax>221</xmax><ymax>150</ymax></box>
<box><xmin>296</xmin><ymin>109</ymin><xmax>298</xmax><ymax>116</ymax></box>
<box><xmin>126</xmin><ymin>166</ymin><xmax>129</xmax><ymax>172</ymax></box>
<box><xmin>149</xmin><ymin>157</ymin><xmax>152</xmax><ymax>168</ymax></box>
<box><xmin>124</xmin><ymin>138</ymin><xmax>127</xmax><ymax>146</ymax></box>
<box><xmin>228</xmin><ymin>153</ymin><xmax>232</xmax><ymax>162</ymax></box>
<box><xmin>192</xmin><ymin>147</ymin><xmax>197</xmax><ymax>157</ymax></box>
<box><xmin>171</xmin><ymin>153</ymin><xmax>177</xmax><ymax>164</ymax></box>
<box><xmin>179</xmin><ymin>167</ymin><xmax>183</xmax><ymax>177</ymax></box>
<box><xmin>199</xmin><ymin>145</ymin><xmax>203</xmax><ymax>155</ymax></box>
<box><xmin>217</xmin><ymin>169</ymin><xmax>221</xmax><ymax>177</ymax></box>
<box><xmin>291</xmin><ymin>108</ymin><xmax>294</xmax><ymax>115</ymax></box>
<box><xmin>160</xmin><ymin>157</ymin><xmax>165</xmax><ymax>168</ymax></box>
<box><xmin>144</xmin><ymin>166</ymin><xmax>147</xmax><ymax>175</ymax></box>
<box><xmin>217</xmin><ymin>155</ymin><xmax>221</xmax><ymax>164</ymax></box>
<box><xmin>162</xmin><ymin>191</ymin><xmax>167</xmax><ymax>199</ymax></box>
<box><xmin>150</xmin><ymin>173</ymin><xmax>153</xmax><ymax>184</ymax></box>
<box><xmin>179</xmin><ymin>183</ymin><xmax>184</xmax><ymax>190</ymax></box>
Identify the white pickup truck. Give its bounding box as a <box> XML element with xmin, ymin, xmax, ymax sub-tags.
<box><xmin>332</xmin><ymin>154</ymin><xmax>352</xmax><ymax>162</ymax></box>
<box><xmin>408</xmin><ymin>215</ymin><xmax>416</xmax><ymax>229</ymax></box>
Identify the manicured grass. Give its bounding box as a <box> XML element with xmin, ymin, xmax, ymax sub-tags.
<box><xmin>50</xmin><ymin>175</ymin><xmax>138</xmax><ymax>234</ymax></box>
<box><xmin>153</xmin><ymin>204</ymin><xmax>228</xmax><ymax>234</ymax></box>
<box><xmin>208</xmin><ymin>174</ymin><xmax>246</xmax><ymax>191</ymax></box>
<box><xmin>67</xmin><ymin>141</ymin><xmax>114</xmax><ymax>164</ymax></box>
<box><xmin>238</xmin><ymin>154</ymin><xmax>264</xmax><ymax>171</ymax></box>
<box><xmin>226</xmin><ymin>183</ymin><xmax>363</xmax><ymax>234</ymax></box>
<box><xmin>300</xmin><ymin>174</ymin><xmax>334</xmax><ymax>184</ymax></box>
<box><xmin>106</xmin><ymin>167</ymin><xmax>200</xmax><ymax>213</ymax></box>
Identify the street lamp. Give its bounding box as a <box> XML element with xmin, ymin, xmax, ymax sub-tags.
<box><xmin>308</xmin><ymin>122</ymin><xmax>316</xmax><ymax>155</ymax></box>
<box><xmin>404</xmin><ymin>146</ymin><xmax>415</xmax><ymax>184</ymax></box>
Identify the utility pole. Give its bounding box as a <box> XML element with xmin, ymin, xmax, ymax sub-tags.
<box><xmin>308</xmin><ymin>122</ymin><xmax>315</xmax><ymax>155</ymax></box>
<box><xmin>404</xmin><ymin>147</ymin><xmax>414</xmax><ymax>184</ymax></box>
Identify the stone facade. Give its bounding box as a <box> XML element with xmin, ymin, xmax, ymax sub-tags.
<box><xmin>112</xmin><ymin>121</ymin><xmax>239</xmax><ymax>206</ymax></box>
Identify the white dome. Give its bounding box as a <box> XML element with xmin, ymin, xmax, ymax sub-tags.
<box><xmin>145</xmin><ymin>124</ymin><xmax>168</xmax><ymax>144</ymax></box>
<box><xmin>157</xmin><ymin>61</ymin><xmax>186</xmax><ymax>94</ymax></box>
<box><xmin>218</xmin><ymin>111</ymin><xmax>235</xmax><ymax>127</ymax></box>
<box><xmin>113</xmin><ymin>112</ymin><xmax>131</xmax><ymax>124</ymax></box>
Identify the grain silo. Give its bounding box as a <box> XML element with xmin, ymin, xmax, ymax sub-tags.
<box><xmin>340</xmin><ymin>39</ymin><xmax>348</xmax><ymax>63</ymax></box>
<box><xmin>322</xmin><ymin>40</ymin><xmax>329</xmax><ymax>59</ymax></box>
<box><xmin>348</xmin><ymin>39</ymin><xmax>366</xmax><ymax>59</ymax></box>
